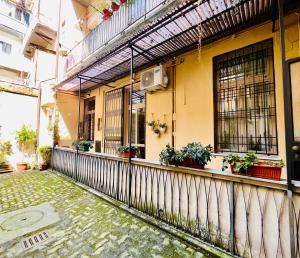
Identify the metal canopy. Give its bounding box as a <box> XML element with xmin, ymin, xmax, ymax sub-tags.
<box><xmin>57</xmin><ymin>0</ymin><xmax>283</xmax><ymax>92</ymax></box>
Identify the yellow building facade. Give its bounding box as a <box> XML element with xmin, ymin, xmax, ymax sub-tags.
<box><xmin>55</xmin><ymin>13</ymin><xmax>300</xmax><ymax>179</ymax></box>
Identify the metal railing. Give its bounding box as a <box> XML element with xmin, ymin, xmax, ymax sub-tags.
<box><xmin>66</xmin><ymin>0</ymin><xmax>165</xmax><ymax>71</ymax></box>
<box><xmin>51</xmin><ymin>147</ymin><xmax>299</xmax><ymax>257</ymax></box>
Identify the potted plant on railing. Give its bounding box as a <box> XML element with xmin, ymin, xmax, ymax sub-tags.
<box><xmin>222</xmin><ymin>153</ymin><xmax>258</xmax><ymax>175</ymax></box>
<box><xmin>159</xmin><ymin>144</ymin><xmax>184</xmax><ymax>167</ymax></box>
<box><xmin>117</xmin><ymin>145</ymin><xmax>138</xmax><ymax>158</ymax></box>
<box><xmin>15</xmin><ymin>124</ymin><xmax>36</xmax><ymax>171</ymax></box>
<box><xmin>37</xmin><ymin>146</ymin><xmax>52</xmax><ymax>171</ymax></box>
<box><xmin>72</xmin><ymin>140</ymin><xmax>93</xmax><ymax>152</ymax></box>
<box><xmin>222</xmin><ymin>153</ymin><xmax>284</xmax><ymax>180</ymax></box>
<box><xmin>181</xmin><ymin>143</ymin><xmax>213</xmax><ymax>169</ymax></box>
<box><xmin>248</xmin><ymin>159</ymin><xmax>285</xmax><ymax>181</ymax></box>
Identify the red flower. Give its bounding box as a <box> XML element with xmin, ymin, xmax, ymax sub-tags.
<box><xmin>102</xmin><ymin>9</ymin><xmax>113</xmax><ymax>20</ymax></box>
<box><xmin>111</xmin><ymin>2</ymin><xmax>120</xmax><ymax>11</ymax></box>
<box><xmin>120</xmin><ymin>0</ymin><xmax>127</xmax><ymax>3</ymax></box>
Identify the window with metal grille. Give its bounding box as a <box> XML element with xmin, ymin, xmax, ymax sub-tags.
<box><xmin>214</xmin><ymin>39</ymin><xmax>278</xmax><ymax>155</ymax></box>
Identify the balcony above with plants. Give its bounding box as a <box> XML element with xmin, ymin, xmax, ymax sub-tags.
<box><xmin>63</xmin><ymin>0</ymin><xmax>173</xmax><ymax>78</ymax></box>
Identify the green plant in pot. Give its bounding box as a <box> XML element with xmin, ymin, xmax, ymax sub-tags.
<box><xmin>15</xmin><ymin>124</ymin><xmax>36</xmax><ymax>171</ymax></box>
<box><xmin>117</xmin><ymin>145</ymin><xmax>138</xmax><ymax>158</ymax></box>
<box><xmin>159</xmin><ymin>144</ymin><xmax>184</xmax><ymax>167</ymax></box>
<box><xmin>0</xmin><ymin>140</ymin><xmax>12</xmax><ymax>168</ymax></box>
<box><xmin>181</xmin><ymin>142</ymin><xmax>213</xmax><ymax>169</ymax></box>
<box><xmin>37</xmin><ymin>146</ymin><xmax>52</xmax><ymax>170</ymax></box>
<box><xmin>72</xmin><ymin>140</ymin><xmax>93</xmax><ymax>152</ymax></box>
<box><xmin>222</xmin><ymin>153</ymin><xmax>258</xmax><ymax>175</ymax></box>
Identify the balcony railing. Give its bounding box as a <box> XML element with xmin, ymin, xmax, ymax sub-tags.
<box><xmin>51</xmin><ymin>147</ymin><xmax>298</xmax><ymax>258</ymax></box>
<box><xmin>65</xmin><ymin>0</ymin><xmax>166</xmax><ymax>72</ymax></box>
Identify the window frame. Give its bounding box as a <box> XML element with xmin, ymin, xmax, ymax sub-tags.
<box><xmin>213</xmin><ymin>39</ymin><xmax>279</xmax><ymax>155</ymax></box>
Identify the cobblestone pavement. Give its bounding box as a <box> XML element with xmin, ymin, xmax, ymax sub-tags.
<box><xmin>0</xmin><ymin>171</ymin><xmax>213</xmax><ymax>258</ymax></box>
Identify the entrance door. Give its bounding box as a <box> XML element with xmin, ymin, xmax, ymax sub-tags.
<box><xmin>288</xmin><ymin>58</ymin><xmax>300</xmax><ymax>180</ymax></box>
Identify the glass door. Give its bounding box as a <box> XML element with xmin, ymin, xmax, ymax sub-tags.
<box><xmin>127</xmin><ymin>89</ymin><xmax>146</xmax><ymax>158</ymax></box>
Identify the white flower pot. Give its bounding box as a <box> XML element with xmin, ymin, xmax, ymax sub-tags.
<box><xmin>159</xmin><ymin>126</ymin><xmax>167</xmax><ymax>133</ymax></box>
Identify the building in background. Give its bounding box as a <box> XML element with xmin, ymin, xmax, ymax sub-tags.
<box><xmin>0</xmin><ymin>0</ymin><xmax>38</xmax><ymax>167</ymax></box>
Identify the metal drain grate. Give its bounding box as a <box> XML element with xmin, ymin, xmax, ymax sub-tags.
<box><xmin>21</xmin><ymin>231</ymin><xmax>49</xmax><ymax>250</ymax></box>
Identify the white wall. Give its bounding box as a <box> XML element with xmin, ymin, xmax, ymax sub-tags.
<box><xmin>0</xmin><ymin>92</ymin><xmax>37</xmax><ymax>166</ymax></box>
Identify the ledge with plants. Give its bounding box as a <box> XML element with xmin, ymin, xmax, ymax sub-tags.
<box><xmin>159</xmin><ymin>143</ymin><xmax>213</xmax><ymax>169</ymax></box>
<box><xmin>222</xmin><ymin>153</ymin><xmax>284</xmax><ymax>181</ymax></box>
<box><xmin>117</xmin><ymin>145</ymin><xmax>138</xmax><ymax>158</ymax></box>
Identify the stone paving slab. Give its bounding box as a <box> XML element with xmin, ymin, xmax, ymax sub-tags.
<box><xmin>0</xmin><ymin>170</ymin><xmax>214</xmax><ymax>258</ymax></box>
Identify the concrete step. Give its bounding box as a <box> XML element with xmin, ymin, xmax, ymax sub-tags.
<box><xmin>0</xmin><ymin>169</ymin><xmax>13</xmax><ymax>174</ymax></box>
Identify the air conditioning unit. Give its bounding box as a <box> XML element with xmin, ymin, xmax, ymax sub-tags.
<box><xmin>140</xmin><ymin>65</ymin><xmax>168</xmax><ymax>92</ymax></box>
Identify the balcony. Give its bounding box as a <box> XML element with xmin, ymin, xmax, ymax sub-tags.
<box><xmin>22</xmin><ymin>0</ymin><xmax>59</xmax><ymax>57</ymax></box>
<box><xmin>64</xmin><ymin>0</ymin><xmax>167</xmax><ymax>76</ymax></box>
<box><xmin>0</xmin><ymin>12</ymin><xmax>29</xmax><ymax>37</ymax></box>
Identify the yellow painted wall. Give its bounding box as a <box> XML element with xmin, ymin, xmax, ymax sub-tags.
<box><xmin>56</xmin><ymin>92</ymin><xmax>79</xmax><ymax>147</ymax></box>
<box><xmin>57</xmin><ymin>14</ymin><xmax>300</xmax><ymax>178</ymax></box>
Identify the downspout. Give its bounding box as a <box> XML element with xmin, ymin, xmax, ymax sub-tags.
<box><xmin>55</xmin><ymin>0</ymin><xmax>62</xmax><ymax>82</ymax></box>
<box><xmin>277</xmin><ymin>0</ymin><xmax>296</xmax><ymax>257</ymax></box>
<box><xmin>128</xmin><ymin>45</ymin><xmax>134</xmax><ymax>208</ymax></box>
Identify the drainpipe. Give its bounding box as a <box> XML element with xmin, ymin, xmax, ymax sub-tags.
<box><xmin>55</xmin><ymin>0</ymin><xmax>62</xmax><ymax>82</ymax></box>
<box><xmin>277</xmin><ymin>0</ymin><xmax>295</xmax><ymax>257</ymax></box>
<box><xmin>128</xmin><ymin>45</ymin><xmax>134</xmax><ymax>207</ymax></box>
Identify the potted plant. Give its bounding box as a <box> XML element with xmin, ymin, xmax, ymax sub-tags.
<box><xmin>72</xmin><ymin>140</ymin><xmax>93</xmax><ymax>152</ymax></box>
<box><xmin>222</xmin><ymin>153</ymin><xmax>242</xmax><ymax>174</ymax></box>
<box><xmin>181</xmin><ymin>143</ymin><xmax>213</xmax><ymax>169</ymax></box>
<box><xmin>248</xmin><ymin>159</ymin><xmax>284</xmax><ymax>181</ymax></box>
<box><xmin>117</xmin><ymin>145</ymin><xmax>138</xmax><ymax>158</ymax></box>
<box><xmin>0</xmin><ymin>140</ymin><xmax>12</xmax><ymax>170</ymax></box>
<box><xmin>222</xmin><ymin>153</ymin><xmax>258</xmax><ymax>175</ymax></box>
<box><xmin>146</xmin><ymin>121</ymin><xmax>155</xmax><ymax>130</ymax></box>
<box><xmin>37</xmin><ymin>146</ymin><xmax>52</xmax><ymax>170</ymax></box>
<box><xmin>154</xmin><ymin>128</ymin><xmax>160</xmax><ymax>137</ymax></box>
<box><xmin>159</xmin><ymin>144</ymin><xmax>184</xmax><ymax>167</ymax></box>
<box><xmin>15</xmin><ymin>124</ymin><xmax>36</xmax><ymax>171</ymax></box>
<box><xmin>159</xmin><ymin>123</ymin><xmax>167</xmax><ymax>133</ymax></box>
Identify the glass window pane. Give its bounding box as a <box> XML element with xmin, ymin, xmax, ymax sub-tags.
<box><xmin>291</xmin><ymin>61</ymin><xmax>300</xmax><ymax>142</ymax></box>
<box><xmin>214</xmin><ymin>40</ymin><xmax>278</xmax><ymax>155</ymax></box>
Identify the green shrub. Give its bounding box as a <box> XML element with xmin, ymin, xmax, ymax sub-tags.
<box><xmin>37</xmin><ymin>146</ymin><xmax>52</xmax><ymax>164</ymax></box>
<box><xmin>15</xmin><ymin>124</ymin><xmax>36</xmax><ymax>155</ymax></box>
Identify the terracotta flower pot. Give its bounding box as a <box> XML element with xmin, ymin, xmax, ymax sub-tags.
<box><xmin>39</xmin><ymin>163</ymin><xmax>49</xmax><ymax>171</ymax></box>
<box><xmin>229</xmin><ymin>163</ymin><xmax>249</xmax><ymax>175</ymax></box>
<box><xmin>16</xmin><ymin>162</ymin><xmax>28</xmax><ymax>171</ymax></box>
<box><xmin>248</xmin><ymin>163</ymin><xmax>282</xmax><ymax>181</ymax></box>
<box><xmin>120</xmin><ymin>151</ymin><xmax>136</xmax><ymax>158</ymax></box>
<box><xmin>111</xmin><ymin>2</ymin><xmax>120</xmax><ymax>11</ymax></box>
<box><xmin>182</xmin><ymin>157</ymin><xmax>205</xmax><ymax>169</ymax></box>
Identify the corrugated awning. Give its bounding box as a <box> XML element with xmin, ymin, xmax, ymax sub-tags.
<box><xmin>56</xmin><ymin>0</ymin><xmax>293</xmax><ymax>92</ymax></box>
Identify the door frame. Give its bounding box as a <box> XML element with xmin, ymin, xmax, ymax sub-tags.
<box><xmin>286</xmin><ymin>57</ymin><xmax>300</xmax><ymax>181</ymax></box>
